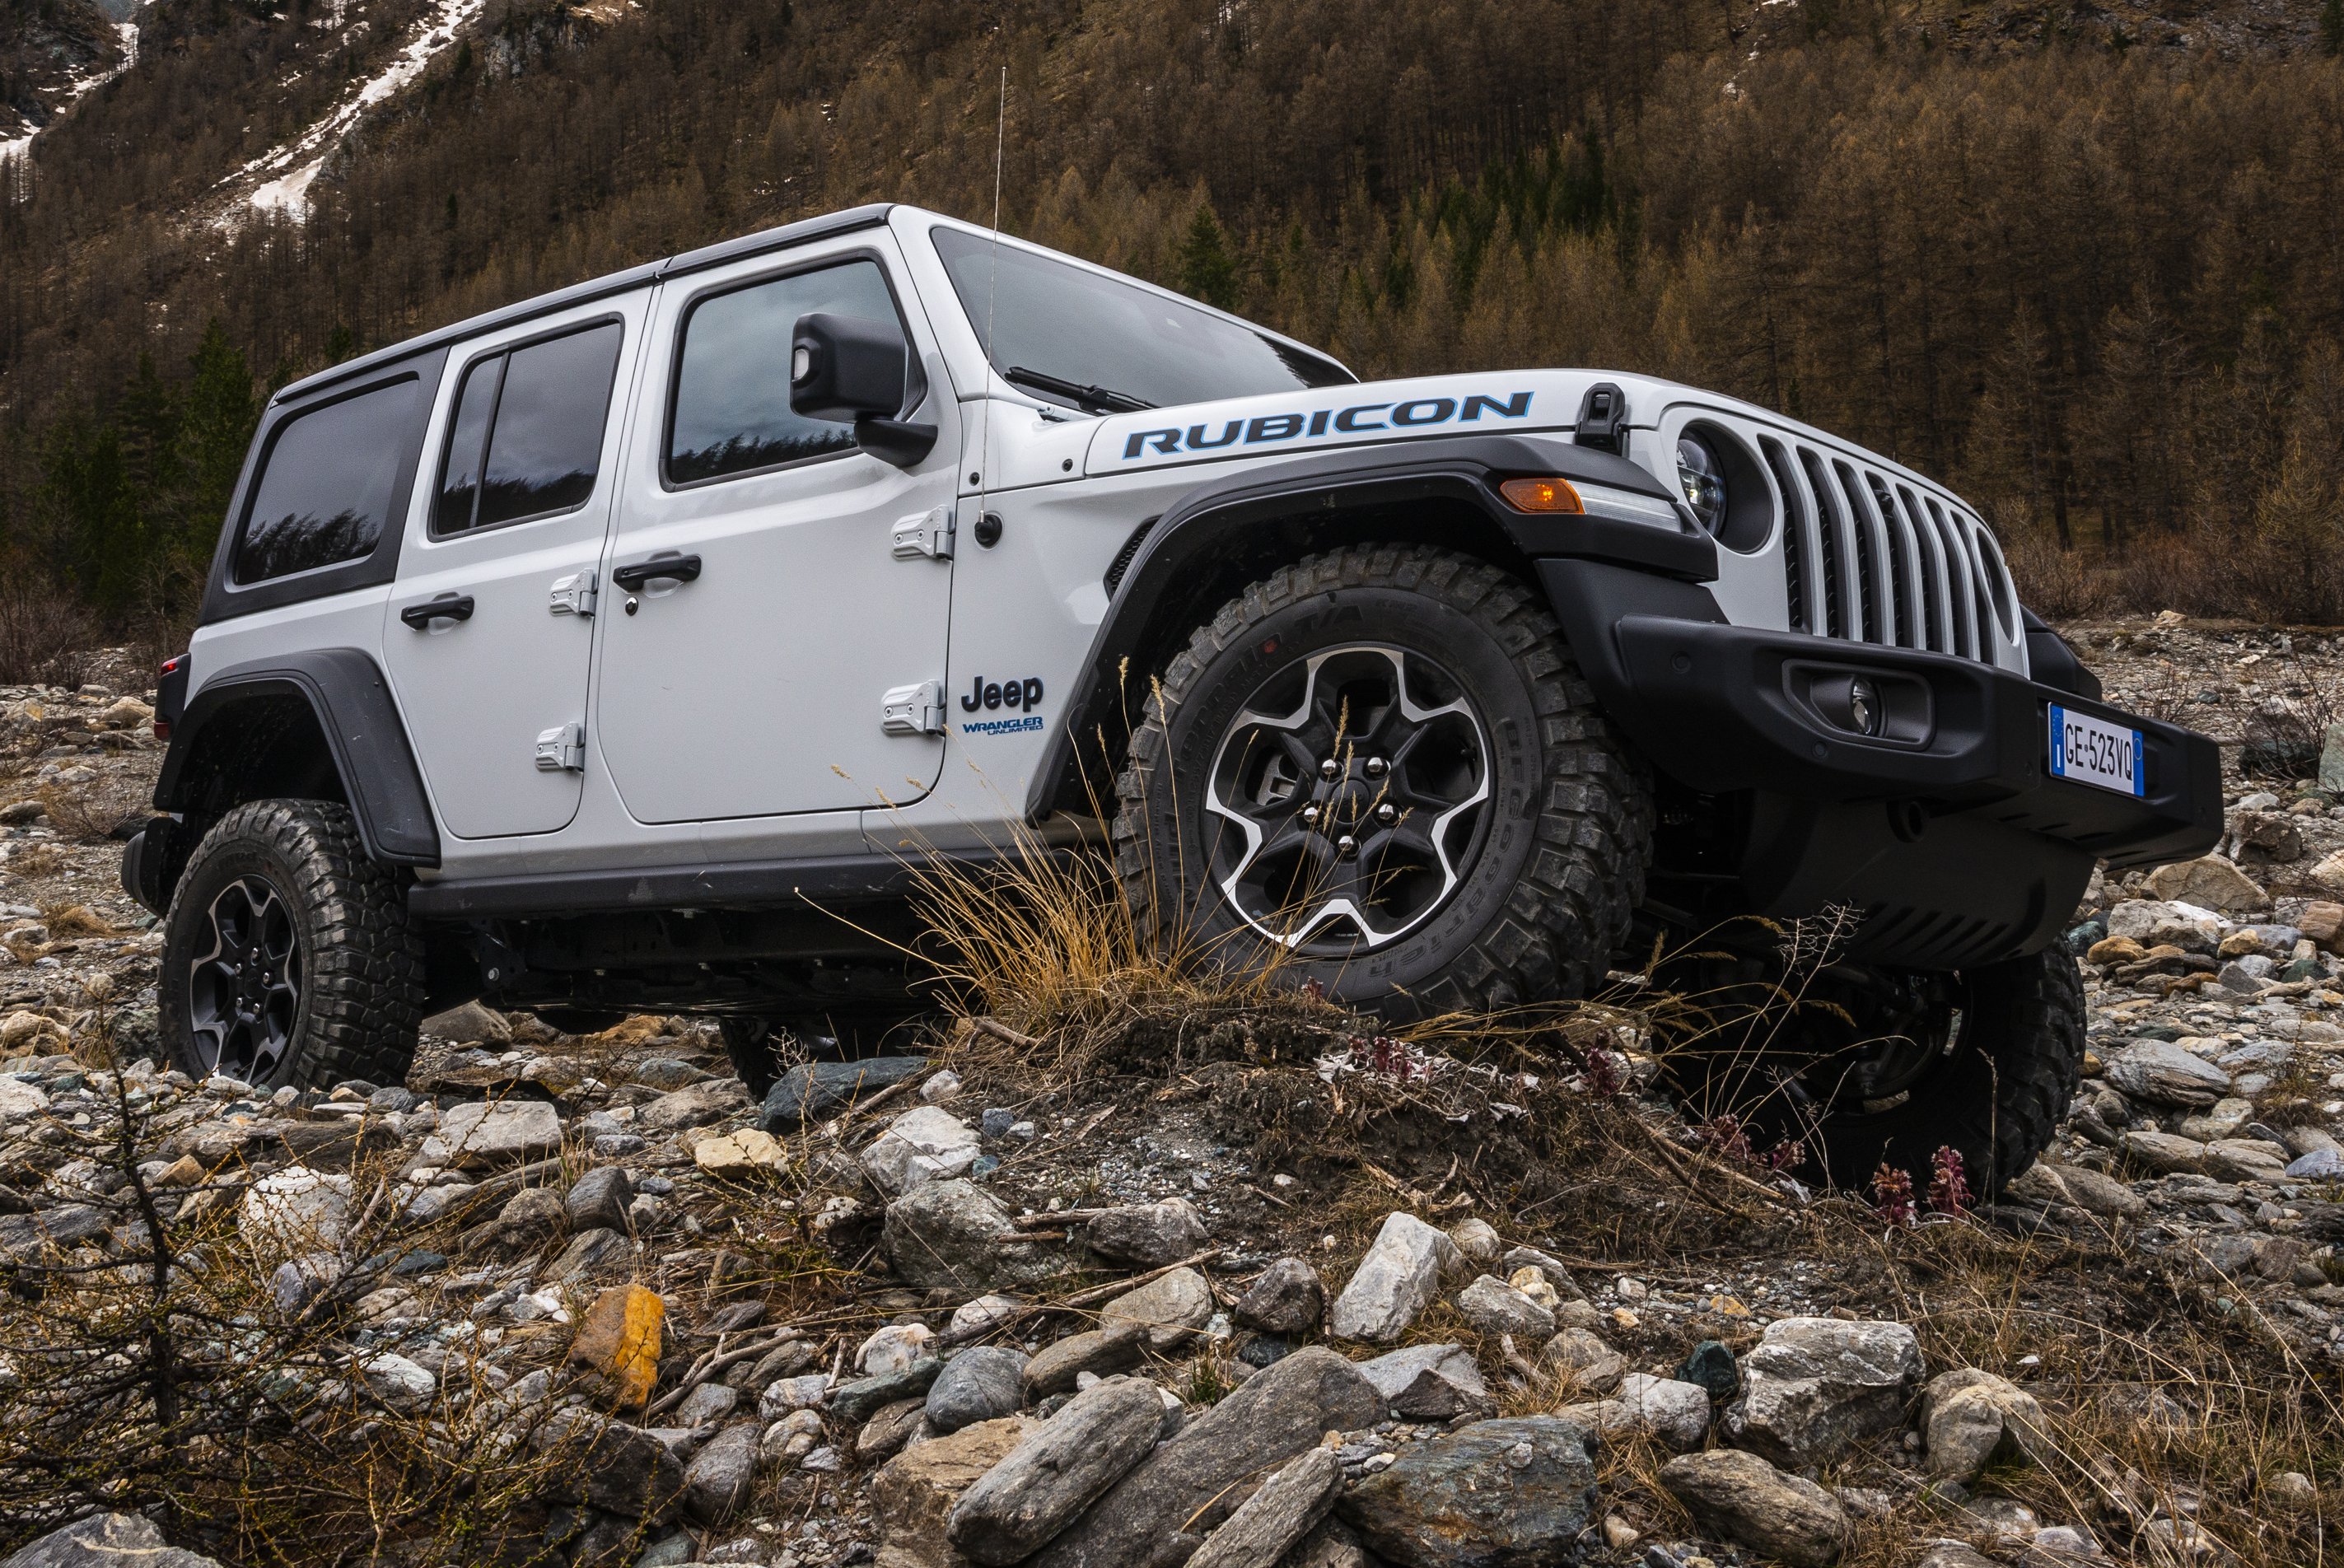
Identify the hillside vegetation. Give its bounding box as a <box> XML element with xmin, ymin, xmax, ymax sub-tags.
<box><xmin>1</xmin><ymin>0</ymin><xmax>2343</xmax><ymax>649</ymax></box>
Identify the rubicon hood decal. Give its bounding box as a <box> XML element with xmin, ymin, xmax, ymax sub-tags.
<box><xmin>1083</xmin><ymin>373</ymin><xmax>1581</xmax><ymax>477</ymax></box>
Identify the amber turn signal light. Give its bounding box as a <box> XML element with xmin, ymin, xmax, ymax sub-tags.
<box><xmin>1498</xmin><ymin>477</ymin><xmax>1585</xmax><ymax>513</ymax></box>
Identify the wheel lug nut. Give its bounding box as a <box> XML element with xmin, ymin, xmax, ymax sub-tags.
<box><xmin>1376</xmin><ymin>803</ymin><xmax>1396</xmax><ymax>824</ymax></box>
<box><xmin>1301</xmin><ymin>805</ymin><xmax>1320</xmax><ymax>826</ymax></box>
<box><xmin>1337</xmin><ymin>834</ymin><xmax>1358</xmax><ymax>858</ymax></box>
<box><xmin>1319</xmin><ymin>758</ymin><xmax>1339</xmax><ymax>780</ymax></box>
<box><xmin>1365</xmin><ymin>757</ymin><xmax>1388</xmax><ymax>777</ymax></box>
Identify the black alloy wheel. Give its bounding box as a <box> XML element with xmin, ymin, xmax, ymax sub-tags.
<box><xmin>185</xmin><ymin>875</ymin><xmax>305</xmax><ymax>1082</ymax></box>
<box><xmin>1203</xmin><ymin>642</ymin><xmax>1494</xmax><ymax>954</ymax></box>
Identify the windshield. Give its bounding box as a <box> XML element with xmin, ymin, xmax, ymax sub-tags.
<box><xmin>931</xmin><ymin>226</ymin><xmax>1354</xmax><ymax>413</ymax></box>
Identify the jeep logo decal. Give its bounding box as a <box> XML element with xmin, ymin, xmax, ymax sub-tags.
<box><xmin>963</xmin><ymin>675</ymin><xmax>1044</xmax><ymax>712</ymax></box>
<box><xmin>1119</xmin><ymin>389</ymin><xmax>1534</xmax><ymax>460</ymax></box>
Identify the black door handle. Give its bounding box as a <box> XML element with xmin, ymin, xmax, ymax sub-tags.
<box><xmin>611</xmin><ymin>553</ymin><xmax>703</xmax><ymax>592</ymax></box>
<box><xmin>400</xmin><ymin>594</ymin><xmax>474</xmax><ymax>629</ymax></box>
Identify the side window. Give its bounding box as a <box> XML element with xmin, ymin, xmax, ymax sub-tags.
<box><xmin>665</xmin><ymin>258</ymin><xmax>902</xmax><ymax>485</ymax></box>
<box><xmin>234</xmin><ymin>376</ymin><xmax>424</xmax><ymax>584</ymax></box>
<box><xmin>434</xmin><ymin>320</ymin><xmax>624</xmax><ymax>537</ymax></box>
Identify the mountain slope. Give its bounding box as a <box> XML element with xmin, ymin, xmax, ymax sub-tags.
<box><xmin>1</xmin><ymin>0</ymin><xmax>2342</xmax><ymax>633</ymax></box>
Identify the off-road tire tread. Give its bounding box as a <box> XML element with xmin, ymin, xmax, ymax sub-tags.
<box><xmin>1949</xmin><ymin>946</ymin><xmax>2087</xmax><ymax>1195</ymax></box>
<box><xmin>1111</xmin><ymin>544</ymin><xmax>1654</xmax><ymax>1016</ymax></box>
<box><xmin>163</xmin><ymin>798</ymin><xmax>424</xmax><ymax>1090</ymax></box>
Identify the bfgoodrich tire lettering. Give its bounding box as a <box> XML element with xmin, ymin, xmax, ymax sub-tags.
<box><xmin>160</xmin><ymin>799</ymin><xmax>424</xmax><ymax>1090</ymax></box>
<box><xmin>1114</xmin><ymin>544</ymin><xmax>1654</xmax><ymax>1018</ymax></box>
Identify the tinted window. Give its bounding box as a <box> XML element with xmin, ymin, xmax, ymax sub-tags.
<box><xmin>667</xmin><ymin>259</ymin><xmax>901</xmax><ymax>484</ymax></box>
<box><xmin>435</xmin><ymin>321</ymin><xmax>623</xmax><ymax>536</ymax></box>
<box><xmin>434</xmin><ymin>357</ymin><xmax>500</xmax><ymax>534</ymax></box>
<box><xmin>236</xmin><ymin>377</ymin><xmax>423</xmax><ymax>584</ymax></box>
<box><xmin>930</xmin><ymin>226</ymin><xmax>1353</xmax><ymax>414</ymax></box>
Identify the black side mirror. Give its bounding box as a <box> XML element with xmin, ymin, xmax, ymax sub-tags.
<box><xmin>790</xmin><ymin>313</ymin><xmax>936</xmax><ymax>467</ymax></box>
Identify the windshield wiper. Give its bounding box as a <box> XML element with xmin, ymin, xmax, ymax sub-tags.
<box><xmin>1003</xmin><ymin>366</ymin><xmax>1155</xmax><ymax>415</ymax></box>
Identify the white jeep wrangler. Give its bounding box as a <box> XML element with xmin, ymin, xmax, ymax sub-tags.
<box><xmin>123</xmin><ymin>204</ymin><xmax>2218</xmax><ymax>1194</ymax></box>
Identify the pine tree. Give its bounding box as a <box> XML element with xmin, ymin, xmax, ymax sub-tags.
<box><xmin>180</xmin><ymin>320</ymin><xmax>258</xmax><ymax>571</ymax></box>
<box><xmin>1174</xmin><ymin>202</ymin><xmax>1242</xmax><ymax>312</ymax></box>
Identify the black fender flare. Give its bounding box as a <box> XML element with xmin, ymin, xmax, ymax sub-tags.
<box><xmin>153</xmin><ymin>647</ymin><xmax>441</xmax><ymax>867</ymax></box>
<box><xmin>1025</xmin><ymin>432</ymin><xmax>1717</xmax><ymax>820</ymax></box>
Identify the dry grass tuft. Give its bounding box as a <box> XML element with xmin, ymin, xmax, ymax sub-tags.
<box><xmin>37</xmin><ymin>774</ymin><xmax>147</xmax><ymax>842</ymax></box>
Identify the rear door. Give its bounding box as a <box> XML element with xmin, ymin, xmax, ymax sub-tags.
<box><xmin>591</xmin><ymin>236</ymin><xmax>958</xmax><ymax>824</ymax></box>
<box><xmin>381</xmin><ymin>293</ymin><xmax>646</xmax><ymax>838</ymax></box>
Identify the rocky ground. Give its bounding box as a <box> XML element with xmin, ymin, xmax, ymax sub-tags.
<box><xmin>1</xmin><ymin>618</ymin><xmax>2341</xmax><ymax>1568</ymax></box>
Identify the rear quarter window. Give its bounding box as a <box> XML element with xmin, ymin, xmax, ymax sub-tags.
<box><xmin>235</xmin><ymin>376</ymin><xmax>426</xmax><ymax>585</ymax></box>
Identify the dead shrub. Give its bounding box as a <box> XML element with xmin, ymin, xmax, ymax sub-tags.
<box><xmin>36</xmin><ymin>774</ymin><xmax>147</xmax><ymax>841</ymax></box>
<box><xmin>0</xmin><ymin>575</ymin><xmax>94</xmax><ymax>689</ymax></box>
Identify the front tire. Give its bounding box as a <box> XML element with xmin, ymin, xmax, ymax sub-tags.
<box><xmin>1113</xmin><ymin>545</ymin><xmax>1653</xmax><ymax>1020</ymax></box>
<box><xmin>159</xmin><ymin>799</ymin><xmax>424</xmax><ymax>1090</ymax></box>
<box><xmin>1658</xmin><ymin>945</ymin><xmax>2085</xmax><ymax>1199</ymax></box>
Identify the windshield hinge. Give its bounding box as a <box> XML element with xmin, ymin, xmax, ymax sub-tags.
<box><xmin>880</xmin><ymin>680</ymin><xmax>947</xmax><ymax>736</ymax></box>
<box><xmin>548</xmin><ymin>569</ymin><xmax>597</xmax><ymax>618</ymax></box>
<box><xmin>891</xmin><ymin>506</ymin><xmax>955</xmax><ymax>561</ymax></box>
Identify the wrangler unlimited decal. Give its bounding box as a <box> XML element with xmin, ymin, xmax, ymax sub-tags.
<box><xmin>1118</xmin><ymin>389</ymin><xmax>1536</xmax><ymax>460</ymax></box>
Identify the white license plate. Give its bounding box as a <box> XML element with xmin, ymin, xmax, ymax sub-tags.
<box><xmin>2048</xmin><ymin>704</ymin><xmax>2144</xmax><ymax>796</ymax></box>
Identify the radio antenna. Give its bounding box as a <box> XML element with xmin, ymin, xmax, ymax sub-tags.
<box><xmin>978</xmin><ymin>64</ymin><xmax>1006</xmax><ymax>516</ymax></box>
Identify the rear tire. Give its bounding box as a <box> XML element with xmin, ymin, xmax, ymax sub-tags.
<box><xmin>1113</xmin><ymin>544</ymin><xmax>1653</xmax><ymax>1019</ymax></box>
<box><xmin>159</xmin><ymin>799</ymin><xmax>424</xmax><ymax>1090</ymax></box>
<box><xmin>1658</xmin><ymin>945</ymin><xmax>2085</xmax><ymax>1199</ymax></box>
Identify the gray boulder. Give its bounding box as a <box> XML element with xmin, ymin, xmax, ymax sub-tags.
<box><xmin>1233</xmin><ymin>1257</ymin><xmax>1324</xmax><ymax>1335</ymax></box>
<box><xmin>1031</xmin><ymin>1347</ymin><xmax>1384</xmax><ymax>1568</ymax></box>
<box><xmin>1338</xmin><ymin>1416</ymin><xmax>1598</xmax><ymax>1568</ymax></box>
<box><xmin>760</xmin><ymin>1056</ymin><xmax>928</xmax><ymax>1133</ymax></box>
<box><xmin>1024</xmin><ymin>1326</ymin><xmax>1145</xmax><ymax>1398</ymax></box>
<box><xmin>1357</xmin><ymin>1342</ymin><xmax>1495</xmax><ymax>1421</ymax></box>
<box><xmin>927</xmin><ymin>1346</ymin><xmax>1030</xmax><ymax>1434</ymax></box>
<box><xmin>1725</xmin><ymin>1316</ymin><xmax>1923</xmax><ymax>1467</ymax></box>
<box><xmin>681</xmin><ymin>1421</ymin><xmax>761</xmax><ymax>1524</ymax></box>
<box><xmin>1080</xmin><ymin>1197</ymin><xmax>1209</xmax><ymax>1267</ymax></box>
<box><xmin>541</xmin><ymin>1410</ymin><xmax>689</xmax><ymax>1520</ymax></box>
<box><xmin>1921</xmin><ymin>1369</ymin><xmax>2047</xmax><ymax>1484</ymax></box>
<box><xmin>1098</xmin><ymin>1265</ymin><xmax>1213</xmax><ymax>1350</ymax></box>
<box><xmin>566</xmin><ymin>1166</ymin><xmax>635</xmax><ymax>1232</ymax></box>
<box><xmin>1188</xmin><ymin>1445</ymin><xmax>1343</xmax><ymax>1568</ymax></box>
<box><xmin>1658</xmin><ymin>1448</ymin><xmax>1846</xmax><ymax>1568</ymax></box>
<box><xmin>1329</xmin><ymin>1212</ymin><xmax>1465</xmax><ymax>1342</ymax></box>
<box><xmin>637</xmin><ymin>1079</ymin><xmax>750</xmax><ymax>1133</ymax></box>
<box><xmin>0</xmin><ymin>1514</ymin><xmax>225</xmax><ymax>1568</ymax></box>
<box><xmin>2104</xmin><ymin>1041</ymin><xmax>2232</xmax><ymax>1108</ymax></box>
<box><xmin>1499</xmin><ymin>1246</ymin><xmax>1582</xmax><ymax>1300</ymax></box>
<box><xmin>948</xmin><ymin>1375</ymin><xmax>1166</xmax><ymax>1565</ymax></box>
<box><xmin>674</xmin><ymin>1383</ymin><xmax>740</xmax><ymax>1428</ymax></box>
<box><xmin>1453</xmin><ymin>1274</ymin><xmax>1554</xmax><ymax>1340</ymax></box>
<box><xmin>420</xmin><ymin>1099</ymin><xmax>563</xmax><ymax>1169</ymax></box>
<box><xmin>834</xmin><ymin>1358</ymin><xmax>942</xmax><ymax>1423</ymax></box>
<box><xmin>881</xmin><ymin>1178</ymin><xmax>1055</xmax><ymax>1294</ymax></box>
<box><xmin>1562</xmin><ymin>1374</ymin><xmax>1711</xmax><ymax>1452</ymax></box>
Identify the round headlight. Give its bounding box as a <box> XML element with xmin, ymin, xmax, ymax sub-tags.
<box><xmin>1676</xmin><ymin>433</ymin><xmax>1727</xmax><ymax>534</ymax></box>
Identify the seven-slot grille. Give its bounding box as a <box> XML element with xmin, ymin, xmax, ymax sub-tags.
<box><xmin>1760</xmin><ymin>434</ymin><xmax>2015</xmax><ymax>665</ymax></box>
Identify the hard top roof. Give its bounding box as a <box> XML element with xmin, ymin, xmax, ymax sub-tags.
<box><xmin>270</xmin><ymin>203</ymin><xmax>897</xmax><ymax>406</ymax></box>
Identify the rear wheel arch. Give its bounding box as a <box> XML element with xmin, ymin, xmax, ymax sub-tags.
<box><xmin>155</xmin><ymin>650</ymin><xmax>441</xmax><ymax>889</ymax></box>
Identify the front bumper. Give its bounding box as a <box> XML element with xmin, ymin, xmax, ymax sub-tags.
<box><xmin>1540</xmin><ymin>562</ymin><xmax>2221</xmax><ymax>968</ymax></box>
<box><xmin>1605</xmin><ymin>614</ymin><xmax>2220</xmax><ymax>866</ymax></box>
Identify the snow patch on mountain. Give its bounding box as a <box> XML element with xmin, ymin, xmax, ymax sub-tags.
<box><xmin>236</xmin><ymin>0</ymin><xmax>484</xmax><ymax>217</ymax></box>
<box><xmin>1</xmin><ymin>22</ymin><xmax>138</xmax><ymax>169</ymax></box>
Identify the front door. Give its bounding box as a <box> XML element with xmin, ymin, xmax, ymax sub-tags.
<box><xmin>594</xmin><ymin>240</ymin><xmax>958</xmax><ymax>824</ymax></box>
<box><xmin>381</xmin><ymin>293</ymin><xmax>646</xmax><ymax>838</ymax></box>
